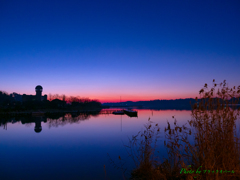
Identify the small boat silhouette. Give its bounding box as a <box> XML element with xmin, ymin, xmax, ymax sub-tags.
<box><xmin>123</xmin><ymin>109</ymin><xmax>138</xmax><ymax>117</ymax></box>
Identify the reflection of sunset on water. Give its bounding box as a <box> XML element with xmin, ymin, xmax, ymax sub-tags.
<box><xmin>0</xmin><ymin>0</ymin><xmax>239</xmax><ymax>179</ymax></box>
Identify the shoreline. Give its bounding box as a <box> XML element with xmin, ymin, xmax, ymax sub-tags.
<box><xmin>0</xmin><ymin>108</ymin><xmax>104</xmax><ymax>116</ymax></box>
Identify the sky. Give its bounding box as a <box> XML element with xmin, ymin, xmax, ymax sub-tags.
<box><xmin>0</xmin><ymin>0</ymin><xmax>240</xmax><ymax>103</ymax></box>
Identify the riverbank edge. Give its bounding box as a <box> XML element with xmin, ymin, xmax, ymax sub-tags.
<box><xmin>0</xmin><ymin>108</ymin><xmax>104</xmax><ymax>116</ymax></box>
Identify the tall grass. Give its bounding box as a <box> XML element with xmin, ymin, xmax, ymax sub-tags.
<box><xmin>109</xmin><ymin>80</ymin><xmax>240</xmax><ymax>180</ymax></box>
<box><xmin>182</xmin><ymin>80</ymin><xmax>240</xmax><ymax>180</ymax></box>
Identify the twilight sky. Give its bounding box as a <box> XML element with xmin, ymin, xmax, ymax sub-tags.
<box><xmin>0</xmin><ymin>0</ymin><xmax>240</xmax><ymax>103</ymax></box>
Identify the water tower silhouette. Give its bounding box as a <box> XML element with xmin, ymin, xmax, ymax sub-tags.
<box><xmin>35</xmin><ymin>85</ymin><xmax>43</xmax><ymax>101</ymax></box>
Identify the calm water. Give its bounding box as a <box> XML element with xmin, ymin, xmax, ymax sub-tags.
<box><xmin>1</xmin><ymin>109</ymin><xmax>238</xmax><ymax>180</ymax></box>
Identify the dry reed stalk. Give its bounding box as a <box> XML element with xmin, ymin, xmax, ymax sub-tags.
<box><xmin>163</xmin><ymin>80</ymin><xmax>240</xmax><ymax>180</ymax></box>
<box><xmin>109</xmin><ymin>80</ymin><xmax>240</xmax><ymax>180</ymax></box>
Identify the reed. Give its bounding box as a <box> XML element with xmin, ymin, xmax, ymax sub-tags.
<box><xmin>109</xmin><ymin>80</ymin><xmax>240</xmax><ymax>180</ymax></box>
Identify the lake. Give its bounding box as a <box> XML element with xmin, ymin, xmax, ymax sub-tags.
<box><xmin>1</xmin><ymin>109</ymin><xmax>239</xmax><ymax>180</ymax></box>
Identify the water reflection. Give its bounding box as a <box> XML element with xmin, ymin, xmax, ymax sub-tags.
<box><xmin>0</xmin><ymin>110</ymin><xmax>102</xmax><ymax>133</ymax></box>
<box><xmin>34</xmin><ymin>117</ymin><xmax>45</xmax><ymax>133</ymax></box>
<box><xmin>47</xmin><ymin>113</ymin><xmax>92</xmax><ymax>128</ymax></box>
<box><xmin>1</xmin><ymin>109</ymin><xmax>237</xmax><ymax>180</ymax></box>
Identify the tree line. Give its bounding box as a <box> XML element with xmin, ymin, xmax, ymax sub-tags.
<box><xmin>0</xmin><ymin>91</ymin><xmax>101</xmax><ymax>111</ymax></box>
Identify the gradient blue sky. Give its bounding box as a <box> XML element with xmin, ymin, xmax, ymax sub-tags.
<box><xmin>1</xmin><ymin>0</ymin><xmax>240</xmax><ymax>103</ymax></box>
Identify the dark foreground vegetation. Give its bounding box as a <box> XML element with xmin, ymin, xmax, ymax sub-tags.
<box><xmin>106</xmin><ymin>80</ymin><xmax>240</xmax><ymax>180</ymax></box>
<box><xmin>0</xmin><ymin>92</ymin><xmax>101</xmax><ymax>113</ymax></box>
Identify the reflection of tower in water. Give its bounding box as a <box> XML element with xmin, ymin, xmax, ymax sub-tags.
<box><xmin>33</xmin><ymin>116</ymin><xmax>47</xmax><ymax>133</ymax></box>
<box><xmin>20</xmin><ymin>116</ymin><xmax>46</xmax><ymax>133</ymax></box>
<box><xmin>34</xmin><ymin>119</ymin><xmax>42</xmax><ymax>133</ymax></box>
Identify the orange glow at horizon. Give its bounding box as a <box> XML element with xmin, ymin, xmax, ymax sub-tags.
<box><xmin>50</xmin><ymin>93</ymin><xmax>199</xmax><ymax>103</ymax></box>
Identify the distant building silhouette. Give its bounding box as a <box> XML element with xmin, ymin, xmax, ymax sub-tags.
<box><xmin>10</xmin><ymin>85</ymin><xmax>47</xmax><ymax>102</ymax></box>
<box><xmin>10</xmin><ymin>92</ymin><xmax>22</xmax><ymax>102</ymax></box>
<box><xmin>22</xmin><ymin>85</ymin><xmax>47</xmax><ymax>102</ymax></box>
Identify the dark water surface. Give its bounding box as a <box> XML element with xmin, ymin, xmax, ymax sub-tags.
<box><xmin>0</xmin><ymin>109</ymin><xmax>210</xmax><ymax>180</ymax></box>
